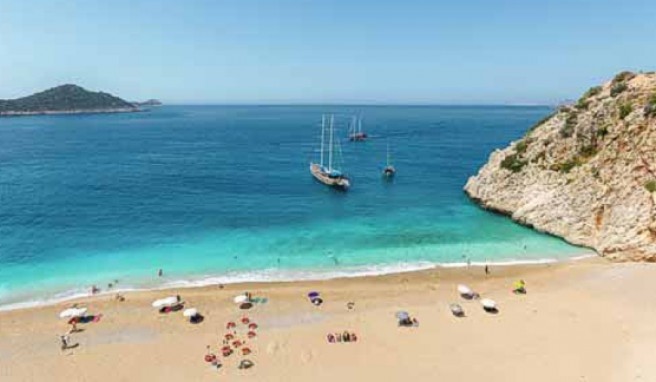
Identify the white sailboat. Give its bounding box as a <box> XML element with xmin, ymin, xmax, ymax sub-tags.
<box><xmin>348</xmin><ymin>115</ymin><xmax>367</xmax><ymax>141</ymax></box>
<box><xmin>383</xmin><ymin>142</ymin><xmax>396</xmax><ymax>178</ymax></box>
<box><xmin>310</xmin><ymin>115</ymin><xmax>350</xmax><ymax>190</ymax></box>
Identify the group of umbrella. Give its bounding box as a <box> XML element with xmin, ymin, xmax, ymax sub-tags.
<box><xmin>57</xmin><ymin>280</ymin><xmax>527</xmax><ymax>364</ymax></box>
<box><xmin>151</xmin><ymin>295</ymin><xmax>204</xmax><ymax>323</ymax></box>
<box><xmin>204</xmin><ymin>293</ymin><xmax>259</xmax><ymax>371</ymax></box>
<box><xmin>448</xmin><ymin>280</ymin><xmax>527</xmax><ymax>317</ymax></box>
<box><xmin>396</xmin><ymin>281</ymin><xmax>527</xmax><ymax>324</ymax></box>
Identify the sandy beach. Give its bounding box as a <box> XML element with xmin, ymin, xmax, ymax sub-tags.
<box><xmin>1</xmin><ymin>257</ymin><xmax>654</xmax><ymax>382</ymax></box>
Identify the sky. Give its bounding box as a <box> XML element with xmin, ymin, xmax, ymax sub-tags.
<box><xmin>0</xmin><ymin>0</ymin><xmax>655</xmax><ymax>104</ymax></box>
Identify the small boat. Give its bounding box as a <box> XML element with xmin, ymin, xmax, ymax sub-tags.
<box><xmin>310</xmin><ymin>115</ymin><xmax>350</xmax><ymax>190</ymax></box>
<box><xmin>382</xmin><ymin>142</ymin><xmax>395</xmax><ymax>178</ymax></box>
<box><xmin>348</xmin><ymin>116</ymin><xmax>367</xmax><ymax>141</ymax></box>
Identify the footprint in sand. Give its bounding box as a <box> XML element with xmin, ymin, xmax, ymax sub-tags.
<box><xmin>301</xmin><ymin>350</ymin><xmax>314</xmax><ymax>363</ymax></box>
<box><xmin>267</xmin><ymin>341</ymin><xmax>283</xmax><ymax>355</ymax></box>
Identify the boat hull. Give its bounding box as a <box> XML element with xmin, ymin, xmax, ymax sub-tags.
<box><xmin>383</xmin><ymin>166</ymin><xmax>396</xmax><ymax>178</ymax></box>
<box><xmin>310</xmin><ymin>163</ymin><xmax>350</xmax><ymax>189</ymax></box>
<box><xmin>349</xmin><ymin>132</ymin><xmax>367</xmax><ymax>141</ymax></box>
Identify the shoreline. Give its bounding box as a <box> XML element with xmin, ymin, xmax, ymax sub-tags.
<box><xmin>0</xmin><ymin>107</ymin><xmax>142</xmax><ymax>117</ymax></box>
<box><xmin>0</xmin><ymin>252</ymin><xmax>597</xmax><ymax>313</ymax></box>
<box><xmin>2</xmin><ymin>254</ymin><xmax>654</xmax><ymax>381</ymax></box>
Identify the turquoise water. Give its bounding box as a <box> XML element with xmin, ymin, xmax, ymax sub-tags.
<box><xmin>0</xmin><ymin>106</ymin><xmax>592</xmax><ymax>308</ymax></box>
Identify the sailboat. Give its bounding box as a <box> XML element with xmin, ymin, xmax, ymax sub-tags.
<box><xmin>310</xmin><ymin>115</ymin><xmax>350</xmax><ymax>190</ymax></box>
<box><xmin>348</xmin><ymin>115</ymin><xmax>367</xmax><ymax>141</ymax></box>
<box><xmin>382</xmin><ymin>142</ymin><xmax>396</xmax><ymax>178</ymax></box>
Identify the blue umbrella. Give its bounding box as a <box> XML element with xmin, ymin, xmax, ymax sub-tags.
<box><xmin>395</xmin><ymin>311</ymin><xmax>409</xmax><ymax>320</ymax></box>
<box><xmin>308</xmin><ymin>291</ymin><xmax>320</xmax><ymax>299</ymax></box>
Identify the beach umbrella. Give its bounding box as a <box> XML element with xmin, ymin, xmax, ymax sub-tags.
<box><xmin>183</xmin><ymin>308</ymin><xmax>199</xmax><ymax>318</ymax></box>
<box><xmin>234</xmin><ymin>295</ymin><xmax>248</xmax><ymax>304</ymax></box>
<box><xmin>308</xmin><ymin>291</ymin><xmax>320</xmax><ymax>299</ymax></box>
<box><xmin>152</xmin><ymin>296</ymin><xmax>178</xmax><ymax>308</ymax></box>
<box><xmin>449</xmin><ymin>303</ymin><xmax>465</xmax><ymax>317</ymax></box>
<box><xmin>480</xmin><ymin>298</ymin><xmax>497</xmax><ymax>310</ymax></box>
<box><xmin>395</xmin><ymin>311</ymin><xmax>410</xmax><ymax>320</ymax></box>
<box><xmin>59</xmin><ymin>307</ymin><xmax>87</xmax><ymax>319</ymax></box>
<box><xmin>457</xmin><ymin>284</ymin><xmax>473</xmax><ymax>296</ymax></box>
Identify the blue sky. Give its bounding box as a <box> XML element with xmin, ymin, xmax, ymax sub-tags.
<box><xmin>0</xmin><ymin>0</ymin><xmax>654</xmax><ymax>104</ymax></box>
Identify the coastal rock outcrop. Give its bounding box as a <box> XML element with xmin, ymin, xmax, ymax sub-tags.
<box><xmin>465</xmin><ymin>71</ymin><xmax>656</xmax><ymax>261</ymax></box>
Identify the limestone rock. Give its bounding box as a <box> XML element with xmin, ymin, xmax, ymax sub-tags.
<box><xmin>465</xmin><ymin>71</ymin><xmax>656</xmax><ymax>261</ymax></box>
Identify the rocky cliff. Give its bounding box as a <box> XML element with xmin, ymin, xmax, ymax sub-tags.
<box><xmin>465</xmin><ymin>71</ymin><xmax>656</xmax><ymax>261</ymax></box>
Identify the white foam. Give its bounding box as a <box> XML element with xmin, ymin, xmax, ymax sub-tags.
<box><xmin>0</xmin><ymin>286</ymin><xmax>141</xmax><ymax>312</ymax></box>
<box><xmin>156</xmin><ymin>261</ymin><xmax>438</xmax><ymax>290</ymax></box>
<box><xmin>0</xmin><ymin>254</ymin><xmax>598</xmax><ymax>312</ymax></box>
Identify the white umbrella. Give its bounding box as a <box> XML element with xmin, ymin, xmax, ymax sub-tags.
<box><xmin>183</xmin><ymin>308</ymin><xmax>199</xmax><ymax>318</ymax></box>
<box><xmin>233</xmin><ymin>295</ymin><xmax>248</xmax><ymax>304</ymax></box>
<box><xmin>395</xmin><ymin>311</ymin><xmax>410</xmax><ymax>320</ymax></box>
<box><xmin>480</xmin><ymin>298</ymin><xmax>497</xmax><ymax>310</ymax></box>
<box><xmin>457</xmin><ymin>284</ymin><xmax>473</xmax><ymax>296</ymax></box>
<box><xmin>152</xmin><ymin>296</ymin><xmax>178</xmax><ymax>308</ymax></box>
<box><xmin>59</xmin><ymin>307</ymin><xmax>87</xmax><ymax>319</ymax></box>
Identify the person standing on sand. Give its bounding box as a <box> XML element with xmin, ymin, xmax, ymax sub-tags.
<box><xmin>60</xmin><ymin>335</ymin><xmax>69</xmax><ymax>350</ymax></box>
<box><xmin>485</xmin><ymin>264</ymin><xmax>490</xmax><ymax>276</ymax></box>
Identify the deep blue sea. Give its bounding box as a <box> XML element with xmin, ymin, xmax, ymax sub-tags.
<box><xmin>0</xmin><ymin>106</ymin><xmax>593</xmax><ymax>308</ymax></box>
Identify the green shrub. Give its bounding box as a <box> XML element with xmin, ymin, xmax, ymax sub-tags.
<box><xmin>500</xmin><ymin>153</ymin><xmax>527</xmax><ymax>173</ymax></box>
<box><xmin>578</xmin><ymin>86</ymin><xmax>603</xmax><ymax>107</ymax></box>
<box><xmin>559</xmin><ymin>158</ymin><xmax>583</xmax><ymax>173</ymax></box>
<box><xmin>576</xmin><ymin>99</ymin><xmax>589</xmax><ymax>110</ymax></box>
<box><xmin>515</xmin><ymin>139</ymin><xmax>532</xmax><ymax>154</ymax></box>
<box><xmin>560</xmin><ymin>113</ymin><xmax>577</xmax><ymax>138</ymax></box>
<box><xmin>644</xmin><ymin>93</ymin><xmax>656</xmax><ymax>118</ymax></box>
<box><xmin>579</xmin><ymin>144</ymin><xmax>597</xmax><ymax>157</ymax></box>
<box><xmin>610</xmin><ymin>83</ymin><xmax>628</xmax><ymax>97</ymax></box>
<box><xmin>619</xmin><ymin>103</ymin><xmax>633</xmax><ymax>119</ymax></box>
<box><xmin>612</xmin><ymin>71</ymin><xmax>636</xmax><ymax>84</ymax></box>
<box><xmin>645</xmin><ymin>104</ymin><xmax>656</xmax><ymax>118</ymax></box>
<box><xmin>583</xmin><ymin>86</ymin><xmax>603</xmax><ymax>98</ymax></box>
<box><xmin>646</xmin><ymin>180</ymin><xmax>656</xmax><ymax>193</ymax></box>
<box><xmin>597</xmin><ymin>126</ymin><xmax>609</xmax><ymax>137</ymax></box>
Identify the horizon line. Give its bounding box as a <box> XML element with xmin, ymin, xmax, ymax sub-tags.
<box><xmin>159</xmin><ymin>103</ymin><xmax>555</xmax><ymax>107</ymax></box>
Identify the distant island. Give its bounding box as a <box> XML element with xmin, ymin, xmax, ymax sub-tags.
<box><xmin>132</xmin><ymin>99</ymin><xmax>162</xmax><ymax>107</ymax></box>
<box><xmin>0</xmin><ymin>84</ymin><xmax>152</xmax><ymax>116</ymax></box>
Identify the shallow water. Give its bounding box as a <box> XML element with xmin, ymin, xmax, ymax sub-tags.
<box><xmin>0</xmin><ymin>105</ymin><xmax>592</xmax><ymax>308</ymax></box>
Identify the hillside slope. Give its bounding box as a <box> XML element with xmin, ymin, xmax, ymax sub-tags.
<box><xmin>0</xmin><ymin>84</ymin><xmax>138</xmax><ymax>115</ymax></box>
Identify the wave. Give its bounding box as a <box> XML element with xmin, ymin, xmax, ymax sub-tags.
<box><xmin>0</xmin><ymin>254</ymin><xmax>596</xmax><ymax>312</ymax></box>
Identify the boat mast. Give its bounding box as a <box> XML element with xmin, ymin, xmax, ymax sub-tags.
<box><xmin>386</xmin><ymin>142</ymin><xmax>390</xmax><ymax>166</ymax></box>
<box><xmin>328</xmin><ymin>115</ymin><xmax>334</xmax><ymax>171</ymax></box>
<box><xmin>320</xmin><ymin>115</ymin><xmax>325</xmax><ymax>167</ymax></box>
<box><xmin>350</xmin><ymin>116</ymin><xmax>355</xmax><ymax>137</ymax></box>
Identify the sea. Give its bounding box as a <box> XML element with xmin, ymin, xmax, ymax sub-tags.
<box><xmin>0</xmin><ymin>105</ymin><xmax>594</xmax><ymax>310</ymax></box>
